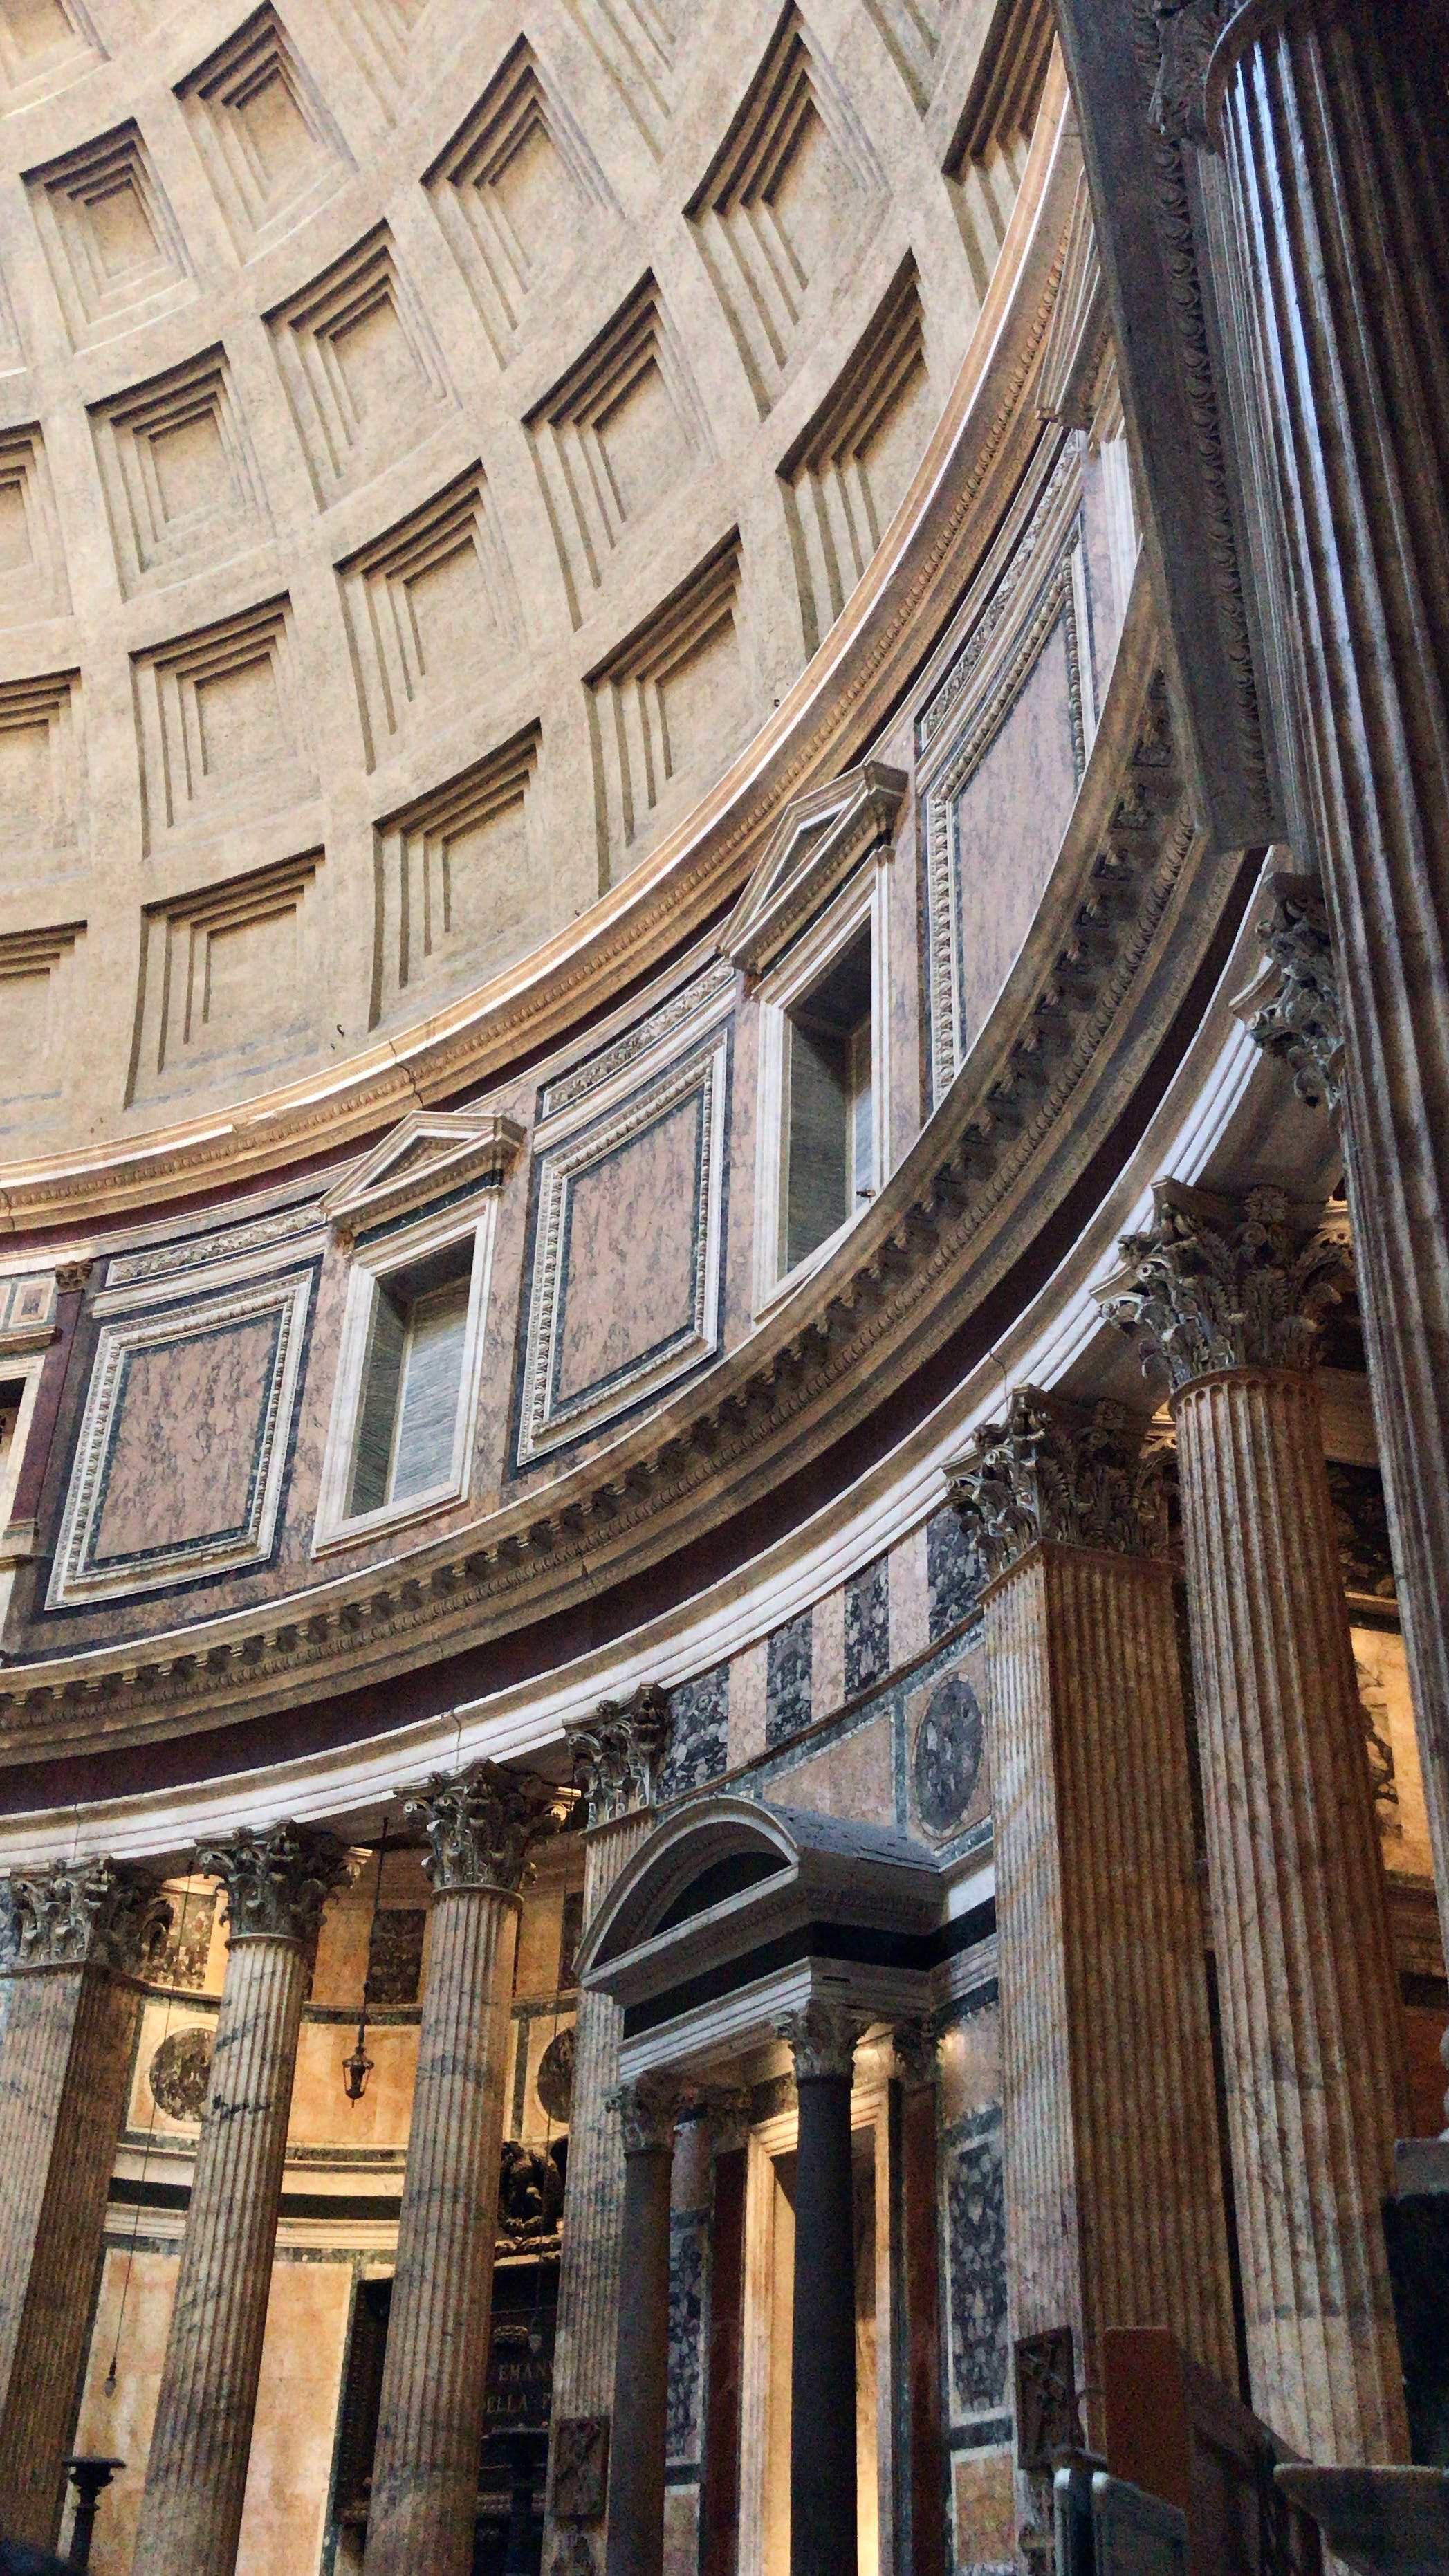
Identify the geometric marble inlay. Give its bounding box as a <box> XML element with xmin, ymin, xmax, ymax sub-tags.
<box><xmin>47</xmin><ymin>1267</ymin><xmax>313</xmax><ymax>1605</ymax></box>
<box><xmin>516</xmin><ymin>1028</ymin><xmax>728</xmax><ymax>1464</ymax></box>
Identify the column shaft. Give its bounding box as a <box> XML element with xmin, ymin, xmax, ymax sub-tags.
<box><xmin>603</xmin><ymin>2127</ymin><xmax>675</xmax><ymax>2576</ymax></box>
<box><xmin>790</xmin><ymin>2072</ymin><xmax>858</xmax><ymax>2576</ymax></box>
<box><xmin>362</xmin><ymin>1885</ymin><xmax>518</xmax><ymax>2576</ymax></box>
<box><xmin>133</xmin><ymin>1931</ymin><xmax>307</xmax><ymax>2576</ymax></box>
<box><xmin>0</xmin><ymin>1965</ymin><xmax>141</xmax><ymax>2546</ymax></box>
<box><xmin>1174</xmin><ymin>1366</ymin><xmax>1408</xmax><ymax>2460</ymax></box>
<box><xmin>1203</xmin><ymin>0</ymin><xmax>1449</xmax><ymax>1942</ymax></box>
<box><xmin>988</xmin><ymin>1545</ymin><xmax>1238</xmax><ymax>2435</ymax></box>
<box><xmin>544</xmin><ymin>1806</ymin><xmax>652</xmax><ymax>2566</ymax></box>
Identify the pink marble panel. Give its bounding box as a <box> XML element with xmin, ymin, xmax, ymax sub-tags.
<box><xmin>553</xmin><ymin>1091</ymin><xmax>703</xmax><ymax>1405</ymax></box>
<box><xmin>956</xmin><ymin>618</ymin><xmax>1078</xmax><ymax>1048</ymax></box>
<box><xmin>93</xmin><ymin>1312</ymin><xmax>281</xmax><ymax>1561</ymax></box>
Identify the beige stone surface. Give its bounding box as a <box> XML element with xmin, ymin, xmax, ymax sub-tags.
<box><xmin>0</xmin><ymin>0</ymin><xmax>1019</xmax><ymax>1166</ymax></box>
<box><xmin>235</xmin><ymin>2257</ymin><xmax>353</xmax><ymax>2576</ymax></box>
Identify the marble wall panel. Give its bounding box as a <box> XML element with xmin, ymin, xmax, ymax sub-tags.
<box><xmin>943</xmin><ymin>2104</ymin><xmax>1008</xmax><ymax>2422</ymax></box>
<box><xmin>729</xmin><ymin>1637</ymin><xmax>769</xmax><ymax>1768</ymax></box>
<box><xmin>927</xmin><ymin>1501</ymin><xmax>979</xmax><ymax>1641</ymax></box>
<box><xmin>663</xmin><ymin>1661</ymin><xmax>730</xmax><ymax>1797</ymax></box>
<box><xmin>46</xmin><ymin>1269</ymin><xmax>313</xmax><ymax>1607</ymax></box>
<box><xmin>667</xmin><ymin>2209</ymin><xmax>707</xmax><ymax>2467</ymax></box>
<box><xmin>845</xmin><ymin>1554</ymin><xmax>889</xmax><ymax>1699</ymax></box>
<box><xmin>766</xmin><ymin>1706</ymin><xmax>895</xmax><ymax>1823</ymax></box>
<box><xmin>952</xmin><ymin>2445</ymin><xmax>1016</xmax><ymax>2576</ymax></box>
<box><xmin>812</xmin><ymin>1583</ymin><xmax>845</xmax><ymax>1723</ymax></box>
<box><xmin>766</xmin><ymin>1608</ymin><xmax>813</xmax><ymax>1748</ymax></box>
<box><xmin>906</xmin><ymin>1657</ymin><xmax>990</xmax><ymax>1848</ymax></box>
<box><xmin>516</xmin><ymin>1030</ymin><xmax>728</xmax><ymax>1464</ymax></box>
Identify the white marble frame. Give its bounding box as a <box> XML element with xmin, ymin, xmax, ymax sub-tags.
<box><xmin>919</xmin><ymin>466</ymin><xmax>1092</xmax><ymax>1107</ymax></box>
<box><xmin>46</xmin><ymin>1270</ymin><xmax>313</xmax><ymax>1608</ymax></box>
<box><xmin>516</xmin><ymin>1027</ymin><xmax>730</xmax><ymax>1466</ymax></box>
<box><xmin>739</xmin><ymin>2070</ymin><xmax>896</xmax><ymax>2576</ymax></box>
<box><xmin>751</xmin><ymin>856</ymin><xmax>892</xmax><ymax>1321</ymax></box>
<box><xmin>313</xmin><ymin>1186</ymin><xmax>501</xmax><ymax>1552</ymax></box>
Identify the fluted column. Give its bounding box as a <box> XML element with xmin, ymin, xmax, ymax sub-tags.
<box><xmin>363</xmin><ymin>1763</ymin><xmax>562</xmax><ymax>2576</ymax></box>
<box><xmin>133</xmin><ymin>1823</ymin><xmax>351</xmax><ymax>2576</ymax></box>
<box><xmin>544</xmin><ymin>1686</ymin><xmax>673</xmax><ymax>2575</ymax></box>
<box><xmin>1186</xmin><ymin>0</ymin><xmax>1449</xmax><ymax>2015</ymax></box>
<box><xmin>603</xmin><ymin>2070</ymin><xmax>681</xmax><ymax>2576</ymax></box>
<box><xmin>0</xmin><ymin>1859</ymin><xmax>169</xmax><ymax>2548</ymax></box>
<box><xmin>781</xmin><ymin>2001</ymin><xmax>863</xmax><ymax>2576</ymax></box>
<box><xmin>1104</xmin><ymin>1183</ymin><xmax>1410</xmax><ymax>2463</ymax></box>
<box><xmin>951</xmin><ymin>1392</ymin><xmax>1237</xmax><ymax>2483</ymax></box>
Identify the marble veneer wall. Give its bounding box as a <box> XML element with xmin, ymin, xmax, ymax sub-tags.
<box><xmin>0</xmin><ymin>411</ymin><xmax>1127</xmax><ymax>1660</ymax></box>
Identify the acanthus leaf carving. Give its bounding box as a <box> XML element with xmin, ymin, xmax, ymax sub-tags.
<box><xmin>405</xmin><ymin>1760</ymin><xmax>566</xmax><ymax>1895</ymax></box>
<box><xmin>1098</xmin><ymin>1181</ymin><xmax>1351</xmax><ymax>1390</ymax></box>
<box><xmin>564</xmin><ymin>1685</ymin><xmax>674</xmax><ymax>1828</ymax></box>
<box><xmin>947</xmin><ymin>1386</ymin><xmax>1171</xmax><ymax>1579</ymax></box>
<box><xmin>195</xmin><ymin>1820</ymin><xmax>353</xmax><ymax>1944</ymax></box>
<box><xmin>0</xmin><ymin>1856</ymin><xmax>171</xmax><ymax>1975</ymax></box>
<box><xmin>1231</xmin><ymin>870</ymin><xmax>1345</xmax><ymax>1116</ymax></box>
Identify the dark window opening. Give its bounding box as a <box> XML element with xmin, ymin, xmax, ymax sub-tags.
<box><xmin>783</xmin><ymin>924</ymin><xmax>874</xmax><ymax>1275</ymax></box>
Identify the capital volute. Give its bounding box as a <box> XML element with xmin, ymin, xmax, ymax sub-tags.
<box><xmin>564</xmin><ymin>1685</ymin><xmax>674</xmax><ymax>1828</ymax></box>
<box><xmin>892</xmin><ymin>2019</ymin><xmax>942</xmax><ymax>2090</ymax></box>
<box><xmin>1231</xmin><ymin>872</ymin><xmax>1345</xmax><ymax>1117</ymax></box>
<box><xmin>1098</xmin><ymin>1181</ymin><xmax>1350</xmax><ymax>1392</ymax></box>
<box><xmin>948</xmin><ymin>1386</ymin><xmax>1170</xmax><ymax>1581</ymax></box>
<box><xmin>778</xmin><ymin>1998</ymin><xmax>865</xmax><ymax>2083</ymax></box>
<box><xmin>195</xmin><ymin>1821</ymin><xmax>353</xmax><ymax>1945</ymax></box>
<box><xmin>0</xmin><ymin>1857</ymin><xmax>172</xmax><ymax>1976</ymax></box>
<box><xmin>405</xmin><ymin>1762</ymin><xmax>565</xmax><ymax>1896</ymax></box>
<box><xmin>611</xmin><ymin>2068</ymin><xmax>685</xmax><ymax>2154</ymax></box>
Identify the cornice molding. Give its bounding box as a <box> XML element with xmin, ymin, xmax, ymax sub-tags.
<box><xmin>0</xmin><ymin>589</ymin><xmax>1252</xmax><ymax>1772</ymax></box>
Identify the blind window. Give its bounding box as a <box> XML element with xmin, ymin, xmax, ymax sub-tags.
<box><xmin>347</xmin><ymin>1240</ymin><xmax>474</xmax><ymax>1520</ymax></box>
<box><xmin>783</xmin><ymin>927</ymin><xmax>874</xmax><ymax>1276</ymax></box>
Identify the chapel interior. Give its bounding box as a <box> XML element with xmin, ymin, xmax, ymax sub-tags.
<box><xmin>0</xmin><ymin>1</ymin><xmax>1445</xmax><ymax>2573</ymax></box>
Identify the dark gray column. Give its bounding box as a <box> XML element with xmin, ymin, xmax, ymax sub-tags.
<box><xmin>781</xmin><ymin>2001</ymin><xmax>863</xmax><ymax>2576</ymax></box>
<box><xmin>602</xmin><ymin>2070</ymin><xmax>681</xmax><ymax>2576</ymax></box>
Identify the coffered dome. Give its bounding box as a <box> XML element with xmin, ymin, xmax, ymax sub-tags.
<box><xmin>0</xmin><ymin>0</ymin><xmax>1048</xmax><ymax>1179</ymax></box>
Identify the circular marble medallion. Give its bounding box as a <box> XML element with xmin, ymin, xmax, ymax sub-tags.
<box><xmin>537</xmin><ymin>2024</ymin><xmax>575</xmax><ymax>2124</ymax></box>
<box><xmin>913</xmin><ymin>1675</ymin><xmax>984</xmax><ymax>1836</ymax></box>
<box><xmin>149</xmin><ymin>2025</ymin><xmax>214</xmax><ymax>2122</ymax></box>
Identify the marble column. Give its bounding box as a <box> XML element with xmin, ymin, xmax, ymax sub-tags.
<box><xmin>133</xmin><ymin>1823</ymin><xmax>351</xmax><ymax>2576</ymax></box>
<box><xmin>1184</xmin><ymin>0</ymin><xmax>1449</xmax><ymax>2030</ymax></box>
<box><xmin>1103</xmin><ymin>1181</ymin><xmax>1410</xmax><ymax>2463</ymax></box>
<box><xmin>781</xmin><ymin>2000</ymin><xmax>864</xmax><ymax>2576</ymax></box>
<box><xmin>603</xmin><ymin>2070</ymin><xmax>681</xmax><ymax>2576</ymax></box>
<box><xmin>544</xmin><ymin>1686</ymin><xmax>672</xmax><ymax>2575</ymax></box>
<box><xmin>0</xmin><ymin>1859</ymin><xmax>169</xmax><ymax>2549</ymax></box>
<box><xmin>894</xmin><ymin>2025</ymin><xmax>947</xmax><ymax>2576</ymax></box>
<box><xmin>363</xmin><ymin>1763</ymin><xmax>562</xmax><ymax>2576</ymax></box>
<box><xmin>951</xmin><ymin>1391</ymin><xmax>1238</xmax><ymax>2475</ymax></box>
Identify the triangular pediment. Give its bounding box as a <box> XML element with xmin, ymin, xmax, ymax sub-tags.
<box><xmin>322</xmin><ymin>1109</ymin><xmax>525</xmax><ymax>1241</ymax></box>
<box><xmin>723</xmin><ymin>758</ymin><xmax>905</xmax><ymax>977</ymax></box>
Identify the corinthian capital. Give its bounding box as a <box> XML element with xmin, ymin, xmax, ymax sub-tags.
<box><xmin>947</xmin><ymin>1388</ymin><xmax>1170</xmax><ymax>1581</ymax></box>
<box><xmin>0</xmin><ymin>1857</ymin><xmax>171</xmax><ymax>1976</ymax></box>
<box><xmin>1232</xmin><ymin>873</ymin><xmax>1345</xmax><ymax>1116</ymax></box>
<box><xmin>406</xmin><ymin>1762</ymin><xmax>564</xmax><ymax>1895</ymax></box>
<box><xmin>1099</xmin><ymin>1182</ymin><xmax>1350</xmax><ymax>1392</ymax></box>
<box><xmin>778</xmin><ymin>1998</ymin><xmax>865</xmax><ymax>2083</ymax></box>
<box><xmin>611</xmin><ymin>2068</ymin><xmax>684</xmax><ymax>2154</ymax></box>
<box><xmin>195</xmin><ymin>1821</ymin><xmax>353</xmax><ymax>1944</ymax></box>
<box><xmin>564</xmin><ymin>1684</ymin><xmax>673</xmax><ymax>1827</ymax></box>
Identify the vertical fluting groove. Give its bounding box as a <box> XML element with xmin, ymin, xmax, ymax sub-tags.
<box><xmin>133</xmin><ymin>1935</ymin><xmax>307</xmax><ymax>2576</ymax></box>
<box><xmin>363</xmin><ymin>1885</ymin><xmax>517</xmax><ymax>2576</ymax></box>
<box><xmin>1174</xmin><ymin>1369</ymin><xmax>1407</xmax><ymax>2463</ymax></box>
<box><xmin>542</xmin><ymin>1807</ymin><xmax>653</xmax><ymax>2573</ymax></box>
<box><xmin>1215</xmin><ymin>0</ymin><xmax>1449</xmax><ymax>1944</ymax></box>
<box><xmin>0</xmin><ymin>1966</ymin><xmax>140</xmax><ymax>2548</ymax></box>
<box><xmin>989</xmin><ymin>1546</ymin><xmax>1234</xmax><ymax>2463</ymax></box>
